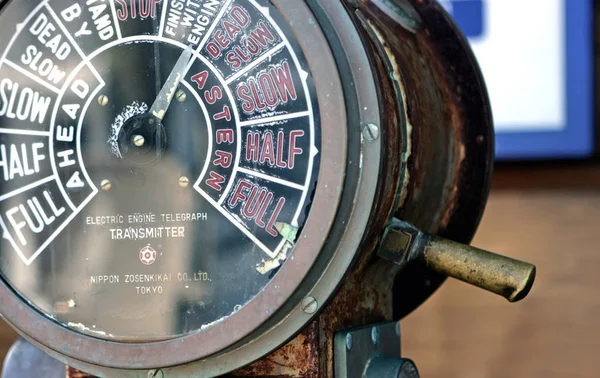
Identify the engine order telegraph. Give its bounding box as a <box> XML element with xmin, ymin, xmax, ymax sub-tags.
<box><xmin>0</xmin><ymin>1</ymin><xmax>536</xmax><ymax>377</ymax></box>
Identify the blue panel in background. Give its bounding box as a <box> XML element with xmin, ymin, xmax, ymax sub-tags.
<box><xmin>444</xmin><ymin>0</ymin><xmax>594</xmax><ymax>160</ymax></box>
<box><xmin>449</xmin><ymin>0</ymin><xmax>485</xmax><ymax>38</ymax></box>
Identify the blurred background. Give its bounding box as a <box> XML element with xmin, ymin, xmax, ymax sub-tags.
<box><xmin>402</xmin><ymin>0</ymin><xmax>599</xmax><ymax>377</ymax></box>
<box><xmin>0</xmin><ymin>0</ymin><xmax>598</xmax><ymax>377</ymax></box>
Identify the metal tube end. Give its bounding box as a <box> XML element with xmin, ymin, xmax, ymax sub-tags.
<box><xmin>423</xmin><ymin>237</ymin><xmax>537</xmax><ymax>303</ymax></box>
<box><xmin>508</xmin><ymin>264</ymin><xmax>536</xmax><ymax>303</ymax></box>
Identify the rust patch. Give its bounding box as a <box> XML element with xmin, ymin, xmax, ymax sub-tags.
<box><xmin>66</xmin><ymin>366</ymin><xmax>95</xmax><ymax>378</ymax></box>
<box><xmin>315</xmin><ymin>258</ymin><xmax>398</xmax><ymax>378</ymax></box>
<box><xmin>230</xmin><ymin>321</ymin><xmax>319</xmax><ymax>377</ymax></box>
<box><xmin>351</xmin><ymin>0</ymin><xmax>494</xmax><ymax>321</ymax></box>
<box><xmin>357</xmin><ymin>0</ymin><xmax>493</xmax><ymax>241</ymax></box>
<box><xmin>363</xmin><ymin>17</ymin><xmax>413</xmax><ymax>212</ymax></box>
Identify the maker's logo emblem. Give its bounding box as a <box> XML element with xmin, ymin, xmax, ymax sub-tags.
<box><xmin>139</xmin><ymin>246</ymin><xmax>157</xmax><ymax>265</ymax></box>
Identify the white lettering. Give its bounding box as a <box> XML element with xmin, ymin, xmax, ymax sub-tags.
<box><xmin>109</xmin><ymin>226</ymin><xmax>186</xmax><ymax>240</ymax></box>
<box><xmin>66</xmin><ymin>171</ymin><xmax>85</xmax><ymax>188</ymax></box>
<box><xmin>90</xmin><ymin>275</ymin><xmax>120</xmax><ymax>284</ymax></box>
<box><xmin>5</xmin><ymin>190</ymin><xmax>65</xmax><ymax>247</ymax></box>
<box><xmin>0</xmin><ymin>143</ymin><xmax>46</xmax><ymax>181</ymax></box>
<box><xmin>71</xmin><ymin>79</ymin><xmax>89</xmax><ymax>99</ymax></box>
<box><xmin>20</xmin><ymin>45</ymin><xmax>67</xmax><ymax>84</ymax></box>
<box><xmin>75</xmin><ymin>22</ymin><xmax>93</xmax><ymax>38</ymax></box>
<box><xmin>0</xmin><ymin>79</ymin><xmax>52</xmax><ymax>123</ymax></box>
<box><xmin>61</xmin><ymin>4</ymin><xmax>82</xmax><ymax>22</ymax></box>
<box><xmin>62</xmin><ymin>104</ymin><xmax>80</xmax><ymax>120</ymax></box>
<box><xmin>57</xmin><ymin>149</ymin><xmax>76</xmax><ymax>168</ymax></box>
<box><xmin>56</xmin><ymin>126</ymin><xmax>75</xmax><ymax>142</ymax></box>
<box><xmin>6</xmin><ymin>206</ymin><xmax>27</xmax><ymax>245</ymax></box>
<box><xmin>135</xmin><ymin>286</ymin><xmax>164</xmax><ymax>295</ymax></box>
<box><xmin>28</xmin><ymin>14</ymin><xmax>72</xmax><ymax>61</ymax></box>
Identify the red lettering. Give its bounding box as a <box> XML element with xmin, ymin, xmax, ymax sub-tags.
<box><xmin>243</xmin><ymin>37</ymin><xmax>260</xmax><ymax>55</ymax></box>
<box><xmin>237</xmin><ymin>84</ymin><xmax>255</xmax><ymax>113</ymax></box>
<box><xmin>191</xmin><ymin>71</ymin><xmax>209</xmax><ymax>90</ymax></box>
<box><xmin>116</xmin><ymin>0</ymin><xmax>158</xmax><ymax>20</ymax></box>
<box><xmin>213</xmin><ymin>106</ymin><xmax>232</xmax><ymax>122</ymax></box>
<box><xmin>230</xmin><ymin>6</ymin><xmax>250</xmax><ymax>28</ymax></box>
<box><xmin>246</xmin><ymin>132</ymin><xmax>260</xmax><ymax>162</ymax></box>
<box><xmin>266</xmin><ymin>197</ymin><xmax>286</xmax><ymax>237</ymax></box>
<box><xmin>229</xmin><ymin>180</ymin><xmax>253</xmax><ymax>207</ymax></box>
<box><xmin>223</xmin><ymin>20</ymin><xmax>242</xmax><ymax>40</ymax></box>
<box><xmin>216</xmin><ymin>129</ymin><xmax>235</xmax><ymax>144</ymax></box>
<box><xmin>288</xmin><ymin>130</ymin><xmax>304</xmax><ymax>169</ymax></box>
<box><xmin>249</xmin><ymin>79</ymin><xmax>266</xmax><ymax>111</ymax></box>
<box><xmin>237</xmin><ymin>62</ymin><xmax>298</xmax><ymax>115</ymax></box>
<box><xmin>230</xmin><ymin>181</ymin><xmax>280</xmax><ymax>232</ymax></box>
<box><xmin>214</xmin><ymin>30</ymin><xmax>230</xmax><ymax>49</ymax></box>
<box><xmin>229</xmin><ymin>181</ymin><xmax>285</xmax><ymax>236</ymax></box>
<box><xmin>259</xmin><ymin>132</ymin><xmax>275</xmax><ymax>165</ymax></box>
<box><xmin>250</xmin><ymin>22</ymin><xmax>276</xmax><ymax>47</ymax></box>
<box><xmin>242</xmin><ymin>187</ymin><xmax>268</xmax><ymax>219</ymax></box>
<box><xmin>140</xmin><ymin>3</ymin><xmax>150</xmax><ymax>18</ymax></box>
<box><xmin>115</xmin><ymin>0</ymin><xmax>128</xmax><ymax>20</ymax></box>
<box><xmin>140</xmin><ymin>0</ymin><xmax>159</xmax><ymax>18</ymax></box>
<box><xmin>206</xmin><ymin>42</ymin><xmax>221</xmax><ymax>58</ymax></box>
<box><xmin>206</xmin><ymin>171</ymin><xmax>226</xmax><ymax>192</ymax></box>
<box><xmin>233</xmin><ymin>46</ymin><xmax>251</xmax><ymax>63</ymax></box>
<box><xmin>245</xmin><ymin>130</ymin><xmax>303</xmax><ymax>169</ymax></box>
<box><xmin>270</xmin><ymin>61</ymin><xmax>297</xmax><ymax>104</ymax></box>
<box><xmin>276</xmin><ymin>131</ymin><xmax>287</xmax><ymax>168</ymax></box>
<box><xmin>227</xmin><ymin>52</ymin><xmax>243</xmax><ymax>70</ymax></box>
<box><xmin>255</xmin><ymin>191</ymin><xmax>273</xmax><ymax>227</ymax></box>
<box><xmin>214</xmin><ymin>150</ymin><xmax>233</xmax><ymax>169</ymax></box>
<box><xmin>205</xmin><ymin>86</ymin><xmax>223</xmax><ymax>105</ymax></box>
<box><xmin>151</xmin><ymin>0</ymin><xmax>160</xmax><ymax>18</ymax></box>
<box><xmin>259</xmin><ymin>72</ymin><xmax>278</xmax><ymax>107</ymax></box>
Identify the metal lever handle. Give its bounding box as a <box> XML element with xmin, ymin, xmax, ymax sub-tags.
<box><xmin>379</xmin><ymin>219</ymin><xmax>536</xmax><ymax>302</ymax></box>
<box><xmin>423</xmin><ymin>236</ymin><xmax>536</xmax><ymax>302</ymax></box>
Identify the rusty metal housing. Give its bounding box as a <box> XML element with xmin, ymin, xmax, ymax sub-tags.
<box><xmin>0</xmin><ymin>0</ymin><xmax>495</xmax><ymax>377</ymax></box>
<box><xmin>231</xmin><ymin>0</ymin><xmax>495</xmax><ymax>376</ymax></box>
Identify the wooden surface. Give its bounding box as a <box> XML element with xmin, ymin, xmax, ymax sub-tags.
<box><xmin>403</xmin><ymin>164</ymin><xmax>600</xmax><ymax>378</ymax></box>
<box><xmin>0</xmin><ymin>324</ymin><xmax>14</xmax><ymax>370</ymax></box>
<box><xmin>0</xmin><ymin>164</ymin><xmax>598</xmax><ymax>377</ymax></box>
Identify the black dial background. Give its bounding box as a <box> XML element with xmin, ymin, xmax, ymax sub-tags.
<box><xmin>0</xmin><ymin>0</ymin><xmax>320</xmax><ymax>341</ymax></box>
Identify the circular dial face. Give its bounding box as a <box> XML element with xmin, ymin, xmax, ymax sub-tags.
<box><xmin>0</xmin><ymin>0</ymin><xmax>320</xmax><ymax>341</ymax></box>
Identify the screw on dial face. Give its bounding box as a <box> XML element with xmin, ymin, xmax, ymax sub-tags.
<box><xmin>0</xmin><ymin>0</ymin><xmax>321</xmax><ymax>341</ymax></box>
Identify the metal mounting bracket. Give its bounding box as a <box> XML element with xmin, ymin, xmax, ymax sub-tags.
<box><xmin>334</xmin><ymin>322</ymin><xmax>419</xmax><ymax>378</ymax></box>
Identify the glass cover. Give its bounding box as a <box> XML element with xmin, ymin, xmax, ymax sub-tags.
<box><xmin>0</xmin><ymin>0</ymin><xmax>320</xmax><ymax>341</ymax></box>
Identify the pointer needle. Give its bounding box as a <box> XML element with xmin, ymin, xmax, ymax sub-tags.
<box><xmin>149</xmin><ymin>46</ymin><xmax>194</xmax><ymax>121</ymax></box>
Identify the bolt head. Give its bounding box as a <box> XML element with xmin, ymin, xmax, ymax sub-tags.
<box><xmin>300</xmin><ymin>296</ymin><xmax>318</xmax><ymax>314</ymax></box>
<box><xmin>176</xmin><ymin>89</ymin><xmax>187</xmax><ymax>102</ymax></box>
<box><xmin>98</xmin><ymin>95</ymin><xmax>108</xmax><ymax>107</ymax></box>
<box><xmin>179</xmin><ymin>176</ymin><xmax>190</xmax><ymax>188</ymax></box>
<box><xmin>101</xmin><ymin>179</ymin><xmax>112</xmax><ymax>191</ymax></box>
<box><xmin>133</xmin><ymin>135</ymin><xmax>145</xmax><ymax>147</ymax></box>
<box><xmin>147</xmin><ymin>369</ymin><xmax>164</xmax><ymax>378</ymax></box>
<box><xmin>371</xmin><ymin>326</ymin><xmax>380</xmax><ymax>345</ymax></box>
<box><xmin>363</xmin><ymin>123</ymin><xmax>380</xmax><ymax>142</ymax></box>
<box><xmin>345</xmin><ymin>333</ymin><xmax>353</xmax><ymax>350</ymax></box>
